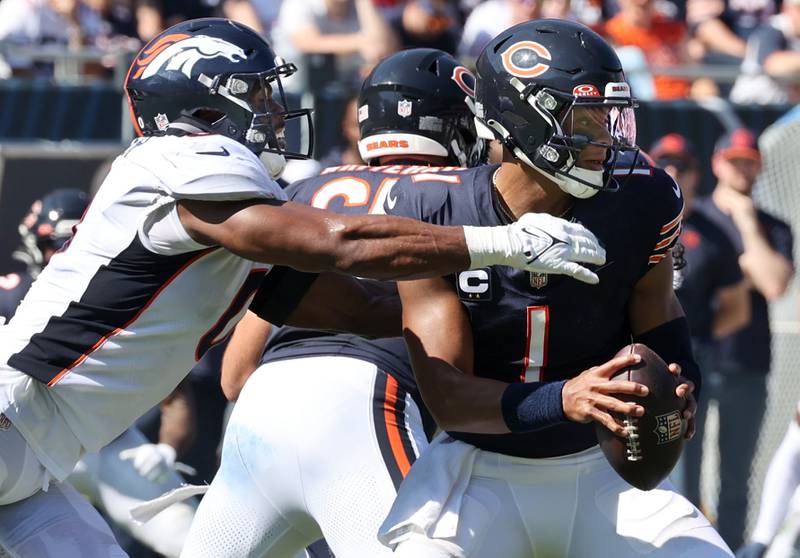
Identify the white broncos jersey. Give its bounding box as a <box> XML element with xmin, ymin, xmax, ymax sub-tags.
<box><xmin>0</xmin><ymin>132</ymin><xmax>284</xmax><ymax>480</ymax></box>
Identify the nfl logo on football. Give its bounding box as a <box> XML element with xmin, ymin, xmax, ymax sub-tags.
<box><xmin>397</xmin><ymin>99</ymin><xmax>413</xmax><ymax>118</ymax></box>
<box><xmin>529</xmin><ymin>272</ymin><xmax>548</xmax><ymax>289</ymax></box>
<box><xmin>654</xmin><ymin>411</ymin><xmax>682</xmax><ymax>445</ymax></box>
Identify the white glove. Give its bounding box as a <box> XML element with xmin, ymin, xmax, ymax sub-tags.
<box><xmin>464</xmin><ymin>212</ymin><xmax>606</xmax><ymax>284</ymax></box>
<box><xmin>119</xmin><ymin>442</ymin><xmax>177</xmax><ymax>483</ymax></box>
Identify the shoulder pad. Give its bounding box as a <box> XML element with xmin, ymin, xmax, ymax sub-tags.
<box><xmin>128</xmin><ymin>135</ymin><xmax>285</xmax><ymax>202</ymax></box>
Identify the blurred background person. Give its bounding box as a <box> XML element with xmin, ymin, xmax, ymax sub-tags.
<box><xmin>270</xmin><ymin>0</ymin><xmax>398</xmax><ymax>95</ymax></box>
<box><xmin>686</xmin><ymin>0</ymin><xmax>775</xmax><ymax>68</ymax></box>
<box><xmin>0</xmin><ymin>0</ymin><xmax>114</xmax><ymax>78</ymax></box>
<box><xmin>604</xmin><ymin>0</ymin><xmax>694</xmax><ymax>99</ymax></box>
<box><xmin>731</xmin><ymin>0</ymin><xmax>800</xmax><ymax>105</ymax></box>
<box><xmin>684</xmin><ymin>128</ymin><xmax>794</xmax><ymax>550</ymax></box>
<box><xmin>650</xmin><ymin>133</ymin><xmax>751</xmax><ymax>497</ymax></box>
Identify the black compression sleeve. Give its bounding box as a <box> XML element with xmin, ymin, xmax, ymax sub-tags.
<box><xmin>248</xmin><ymin>266</ymin><xmax>319</xmax><ymax>325</ymax></box>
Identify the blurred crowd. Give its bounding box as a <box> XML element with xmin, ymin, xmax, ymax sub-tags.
<box><xmin>2</xmin><ymin>0</ymin><xmax>800</xmax><ymax>103</ymax></box>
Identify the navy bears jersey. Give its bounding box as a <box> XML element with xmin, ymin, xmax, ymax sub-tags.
<box><xmin>261</xmin><ymin>163</ymin><xmax>464</xmax><ymax>412</ymax></box>
<box><xmin>385</xmin><ymin>163</ymin><xmax>684</xmax><ymax>458</ymax></box>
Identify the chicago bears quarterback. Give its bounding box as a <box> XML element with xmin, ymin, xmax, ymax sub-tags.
<box><xmin>376</xmin><ymin>19</ymin><xmax>734</xmax><ymax>557</ymax></box>
<box><xmin>0</xmin><ymin>18</ymin><xmax>607</xmax><ymax>557</ymax></box>
<box><xmin>181</xmin><ymin>47</ymin><xmax>486</xmax><ymax>558</ymax></box>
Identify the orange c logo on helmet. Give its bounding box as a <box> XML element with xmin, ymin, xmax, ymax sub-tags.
<box><xmin>131</xmin><ymin>33</ymin><xmax>192</xmax><ymax>79</ymax></box>
<box><xmin>501</xmin><ymin>41</ymin><xmax>552</xmax><ymax>78</ymax></box>
<box><xmin>451</xmin><ymin>66</ymin><xmax>476</xmax><ymax>97</ymax></box>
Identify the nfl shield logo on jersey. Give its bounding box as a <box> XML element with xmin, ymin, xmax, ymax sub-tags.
<box><xmin>529</xmin><ymin>272</ymin><xmax>548</xmax><ymax>289</ymax></box>
<box><xmin>654</xmin><ymin>411</ymin><xmax>682</xmax><ymax>445</ymax></box>
<box><xmin>397</xmin><ymin>99</ymin><xmax>413</xmax><ymax>118</ymax></box>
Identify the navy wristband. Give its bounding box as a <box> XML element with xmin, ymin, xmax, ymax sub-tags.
<box><xmin>501</xmin><ymin>380</ymin><xmax>568</xmax><ymax>433</ymax></box>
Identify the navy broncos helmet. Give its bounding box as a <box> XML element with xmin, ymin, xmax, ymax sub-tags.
<box><xmin>14</xmin><ymin>188</ymin><xmax>89</xmax><ymax>276</ymax></box>
<box><xmin>358</xmin><ymin>48</ymin><xmax>486</xmax><ymax>167</ymax></box>
<box><xmin>125</xmin><ymin>18</ymin><xmax>313</xmax><ymax>163</ymax></box>
<box><xmin>474</xmin><ymin>19</ymin><xmax>638</xmax><ymax>198</ymax></box>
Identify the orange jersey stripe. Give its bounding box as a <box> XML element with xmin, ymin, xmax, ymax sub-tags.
<box><xmin>383</xmin><ymin>375</ymin><xmax>413</xmax><ymax>477</ymax></box>
<box><xmin>47</xmin><ymin>248</ymin><xmax>216</xmax><ymax>387</ymax></box>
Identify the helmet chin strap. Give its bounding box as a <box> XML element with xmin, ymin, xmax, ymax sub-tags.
<box><xmin>260</xmin><ymin>152</ymin><xmax>287</xmax><ymax>179</ymax></box>
<box><xmin>477</xmin><ymin>117</ymin><xmax>602</xmax><ymax>200</ymax></box>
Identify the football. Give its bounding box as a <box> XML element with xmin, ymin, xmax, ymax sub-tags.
<box><xmin>595</xmin><ymin>343</ymin><xmax>687</xmax><ymax>491</ymax></box>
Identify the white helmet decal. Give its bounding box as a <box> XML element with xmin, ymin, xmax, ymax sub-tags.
<box><xmin>138</xmin><ymin>35</ymin><xmax>247</xmax><ymax>80</ymax></box>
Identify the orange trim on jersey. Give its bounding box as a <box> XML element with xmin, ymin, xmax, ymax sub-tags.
<box><xmin>47</xmin><ymin>247</ymin><xmax>217</xmax><ymax>387</ymax></box>
<box><xmin>660</xmin><ymin>210</ymin><xmax>683</xmax><ymax>234</ymax></box>
<box><xmin>654</xmin><ymin>225</ymin><xmax>682</xmax><ymax>250</ymax></box>
<box><xmin>383</xmin><ymin>375</ymin><xmax>413</xmax><ymax>477</ymax></box>
<box><xmin>649</xmin><ymin>253</ymin><xmax>668</xmax><ymax>264</ymax></box>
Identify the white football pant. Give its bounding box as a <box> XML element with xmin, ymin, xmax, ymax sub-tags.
<box><xmin>384</xmin><ymin>438</ymin><xmax>734</xmax><ymax>558</ymax></box>
<box><xmin>182</xmin><ymin>356</ymin><xmax>428</xmax><ymax>557</ymax></box>
<box><xmin>0</xmin><ymin>417</ymin><xmax>127</xmax><ymax>557</ymax></box>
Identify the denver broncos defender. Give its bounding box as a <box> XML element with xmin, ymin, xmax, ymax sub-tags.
<box><xmin>0</xmin><ymin>18</ymin><xmax>609</xmax><ymax>557</ymax></box>
<box><xmin>377</xmin><ymin>20</ymin><xmax>733</xmax><ymax>557</ymax></box>
<box><xmin>181</xmin><ymin>48</ymin><xmax>486</xmax><ymax>558</ymax></box>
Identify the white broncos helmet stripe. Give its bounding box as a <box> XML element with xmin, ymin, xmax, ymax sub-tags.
<box><xmin>141</xmin><ymin>36</ymin><xmax>247</xmax><ymax>80</ymax></box>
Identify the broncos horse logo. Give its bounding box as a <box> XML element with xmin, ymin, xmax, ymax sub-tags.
<box><xmin>132</xmin><ymin>34</ymin><xmax>247</xmax><ymax>80</ymax></box>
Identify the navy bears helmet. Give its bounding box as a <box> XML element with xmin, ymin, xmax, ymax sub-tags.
<box><xmin>125</xmin><ymin>18</ymin><xmax>313</xmax><ymax>163</ymax></box>
<box><xmin>474</xmin><ymin>19</ymin><xmax>638</xmax><ymax>198</ymax></box>
<box><xmin>14</xmin><ymin>188</ymin><xmax>89</xmax><ymax>276</ymax></box>
<box><xmin>357</xmin><ymin>48</ymin><xmax>486</xmax><ymax>167</ymax></box>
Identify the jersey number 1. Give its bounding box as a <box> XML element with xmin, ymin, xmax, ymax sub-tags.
<box><xmin>523</xmin><ymin>305</ymin><xmax>549</xmax><ymax>382</ymax></box>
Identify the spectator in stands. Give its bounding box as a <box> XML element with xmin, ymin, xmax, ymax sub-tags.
<box><xmin>685</xmin><ymin>128</ymin><xmax>794</xmax><ymax>550</ymax></box>
<box><xmin>0</xmin><ymin>0</ymin><xmax>110</xmax><ymax>77</ymax></box>
<box><xmin>392</xmin><ymin>0</ymin><xmax>462</xmax><ymax>54</ymax></box>
<box><xmin>270</xmin><ymin>0</ymin><xmax>398</xmax><ymax>94</ymax></box>
<box><xmin>604</xmin><ymin>0</ymin><xmax>693</xmax><ymax>99</ymax></box>
<box><xmin>458</xmin><ymin>0</ymin><xmax>541</xmax><ymax>60</ymax></box>
<box><xmin>458</xmin><ymin>0</ymin><xmax>603</xmax><ymax>60</ymax></box>
<box><xmin>135</xmin><ymin>0</ymin><xmax>218</xmax><ymax>42</ymax></box>
<box><xmin>651</xmin><ymin>133</ymin><xmax>751</xmax><ymax>497</ymax></box>
<box><xmin>730</xmin><ymin>0</ymin><xmax>800</xmax><ymax>104</ymax></box>
<box><xmin>686</xmin><ymin>0</ymin><xmax>775</xmax><ymax>66</ymax></box>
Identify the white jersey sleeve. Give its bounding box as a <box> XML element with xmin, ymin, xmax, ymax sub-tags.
<box><xmin>125</xmin><ymin>134</ymin><xmax>287</xmax><ymax>202</ymax></box>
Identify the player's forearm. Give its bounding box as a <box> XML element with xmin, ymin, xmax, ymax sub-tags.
<box><xmin>180</xmin><ymin>199</ymin><xmax>471</xmax><ymax>280</ymax></box>
<box><xmin>413</xmin><ymin>357</ymin><xmax>511</xmax><ymax>434</ymax></box>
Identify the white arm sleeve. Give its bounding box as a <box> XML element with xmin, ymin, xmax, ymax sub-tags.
<box><xmin>750</xmin><ymin>420</ymin><xmax>800</xmax><ymax>545</ymax></box>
